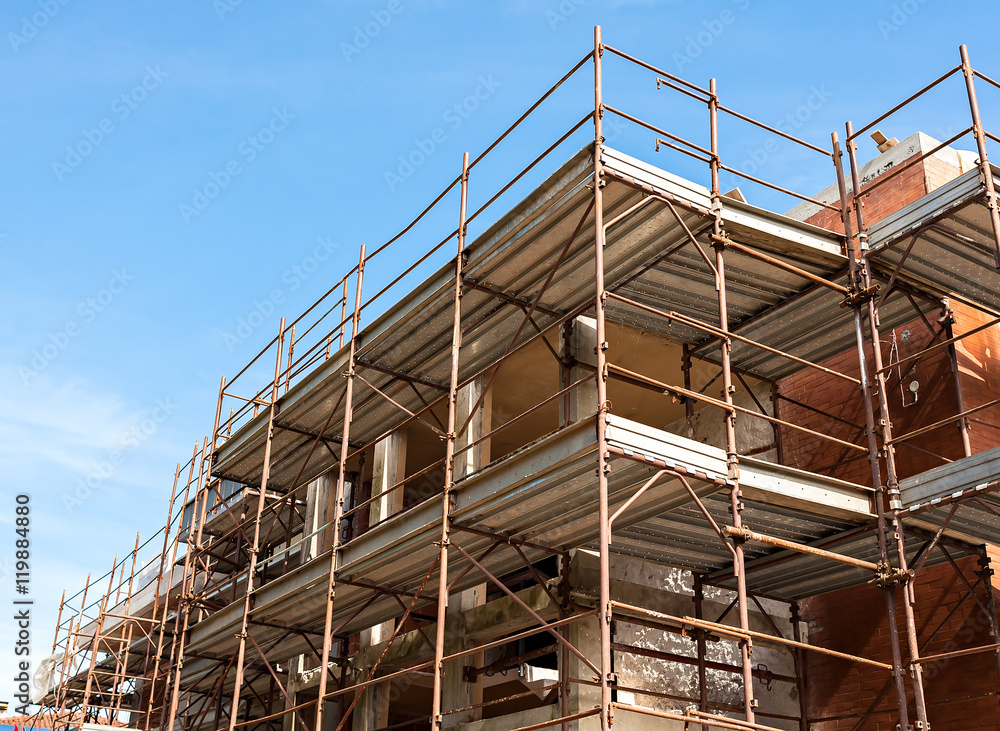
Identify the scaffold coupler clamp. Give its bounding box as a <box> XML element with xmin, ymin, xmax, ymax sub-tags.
<box><xmin>728</xmin><ymin>525</ymin><xmax>753</xmax><ymax>544</ymax></box>
<box><xmin>709</xmin><ymin>232</ymin><xmax>732</xmax><ymax>249</ymax></box>
<box><xmin>888</xmin><ymin>485</ymin><xmax>902</xmax><ymax>511</ymax></box>
<box><xmin>685</xmin><ymin>626</ymin><xmax>711</xmax><ymax>643</ymax></box>
<box><xmin>872</xmin><ymin>561</ymin><xmax>911</xmax><ymax>590</ymax></box>
<box><xmin>841</xmin><ymin>281</ymin><xmax>880</xmax><ymax>309</ymax></box>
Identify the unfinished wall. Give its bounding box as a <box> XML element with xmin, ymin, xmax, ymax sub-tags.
<box><xmin>787</xmin><ymin>131</ymin><xmax>978</xmax><ymax>238</ymax></box>
<box><xmin>778</xmin><ymin>136</ymin><xmax>1000</xmax><ymax>486</ymax></box>
<box><xmin>571</xmin><ymin>551</ymin><xmax>800</xmax><ymax>730</ymax></box>
<box><xmin>776</xmin><ymin>309</ymin><xmax>972</xmax><ymax>486</ymax></box>
<box><xmin>954</xmin><ymin>304</ymin><xmax>1000</xmax><ymax>455</ymax></box>
<box><xmin>800</xmin><ymin>549</ymin><xmax>1000</xmax><ymax>730</ymax></box>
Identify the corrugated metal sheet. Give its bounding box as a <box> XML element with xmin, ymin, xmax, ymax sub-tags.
<box><xmin>868</xmin><ymin>164</ymin><xmax>1000</xmax><ymax>315</ymax></box>
<box><xmin>182</xmin><ymin>417</ymin><xmax>876</xmax><ymax>682</ymax></box>
<box><xmin>213</xmin><ymin>145</ymin><xmax>854</xmax><ymax>493</ymax></box>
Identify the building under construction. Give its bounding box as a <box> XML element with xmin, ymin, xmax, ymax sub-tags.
<box><xmin>29</xmin><ymin>28</ymin><xmax>1000</xmax><ymax>731</ymax></box>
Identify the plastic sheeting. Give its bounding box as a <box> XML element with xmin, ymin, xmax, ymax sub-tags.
<box><xmin>31</xmin><ymin>653</ymin><xmax>61</xmax><ymax>703</ymax></box>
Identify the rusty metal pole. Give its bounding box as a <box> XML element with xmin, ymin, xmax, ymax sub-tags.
<box><xmin>978</xmin><ymin>548</ymin><xmax>1000</xmax><ymax>711</ymax></box>
<box><xmin>145</xmin><ymin>461</ymin><xmax>190</xmax><ymax>730</ymax></box>
<box><xmin>431</xmin><ymin>150</ymin><xmax>470</xmax><ymax>730</ymax></box>
<box><xmin>559</xmin><ymin>552</ymin><xmax>572</xmax><ymax>731</ymax></box>
<box><xmin>682</xmin><ymin>345</ymin><xmax>695</xmax><ymax>440</ymax></box>
<box><xmin>841</xmin><ymin>126</ymin><xmax>921</xmax><ymax>729</ymax></box>
<box><xmin>790</xmin><ymin>601</ymin><xmax>808</xmax><ymax>731</ymax></box>
<box><xmin>710</xmin><ymin>75</ymin><xmax>755</xmax><ymax>724</ymax></box>
<box><xmin>772</xmin><ymin>380</ymin><xmax>785</xmax><ymax>466</ymax></box>
<box><xmin>592</xmin><ymin>25</ymin><xmax>615</xmax><ymax>731</ymax></box>
<box><xmin>314</xmin><ymin>246</ymin><xmax>366</xmax><ymax>731</ymax></box>
<box><xmin>942</xmin><ymin>304</ymin><xmax>973</xmax><ymax>457</ymax></box>
<box><xmin>108</xmin><ymin>532</ymin><xmax>142</xmax><ymax>719</ymax></box>
<box><xmin>865</xmin><ymin>228</ymin><xmax>930</xmax><ymax>731</ymax></box>
<box><xmin>141</xmin><ymin>462</ymin><xmax>182</xmax><ymax>728</ymax></box>
<box><xmin>56</xmin><ymin>573</ymin><xmax>91</xmax><ymax>725</ymax></box>
<box><xmin>52</xmin><ymin>588</ymin><xmax>74</xmax><ymax>725</ymax></box>
<box><xmin>81</xmin><ymin>555</ymin><xmax>119</xmax><ymax>720</ymax></box>
<box><xmin>227</xmin><ymin>318</ymin><xmax>286</xmax><ymax>731</ymax></box>
<box><xmin>44</xmin><ymin>591</ymin><xmax>65</xmax><ymax>726</ymax></box>
<box><xmin>960</xmin><ymin>45</ymin><xmax>1000</xmax><ymax>269</ymax></box>
<box><xmin>340</xmin><ymin>276</ymin><xmax>349</xmax><ymax>350</ymax></box>
<box><xmin>50</xmin><ymin>589</ymin><xmax>65</xmax><ymax>653</ymax></box>
<box><xmin>163</xmin><ymin>442</ymin><xmax>204</xmax><ymax>731</ymax></box>
<box><xmin>693</xmin><ymin>574</ymin><xmax>709</xmax><ymax>730</ymax></box>
<box><xmin>285</xmin><ymin>324</ymin><xmax>296</xmax><ymax>393</ymax></box>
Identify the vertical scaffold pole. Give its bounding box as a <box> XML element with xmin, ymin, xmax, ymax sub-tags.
<box><xmin>682</xmin><ymin>345</ymin><xmax>695</xmax><ymax>440</ymax></box>
<box><xmin>227</xmin><ymin>318</ymin><xmax>286</xmax><ymax>731</ymax></box>
<box><xmin>839</xmin><ymin>127</ymin><xmax>920</xmax><ymax>729</ymax></box>
<box><xmin>81</xmin><ymin>555</ymin><xmax>119</xmax><ymax>719</ymax></box>
<box><xmin>862</xmin><ymin>205</ymin><xmax>930</xmax><ymax>731</ymax></box>
<box><xmin>591</xmin><ymin>25</ymin><xmax>615</xmax><ymax>731</ymax></box>
<box><xmin>960</xmin><ymin>44</ymin><xmax>1000</xmax><ymax>269</ymax></box>
<box><xmin>108</xmin><ymin>532</ymin><xmax>142</xmax><ymax>720</ymax></box>
<box><xmin>48</xmin><ymin>590</ymin><xmax>65</xmax><ymax>721</ymax></box>
<box><xmin>314</xmin><ymin>245</ymin><xmax>366</xmax><ymax>731</ymax></box>
<box><xmin>164</xmin><ymin>378</ymin><xmax>227</xmax><ymax>729</ymax></box>
<box><xmin>51</xmin><ymin>590</ymin><xmax>66</xmax><ymax>664</ymax></box>
<box><xmin>431</xmin><ymin>150</ymin><xmax>470</xmax><ymax>730</ymax></box>
<box><xmin>140</xmin><ymin>462</ymin><xmax>187</xmax><ymax>728</ymax></box>
<box><xmin>978</xmin><ymin>548</ymin><xmax>1000</xmax><ymax>710</ymax></box>
<box><xmin>709</xmin><ymin>75</ymin><xmax>755</xmax><ymax>724</ymax></box>
<box><xmin>790</xmin><ymin>601</ymin><xmax>808</xmax><ymax>731</ymax></box>
<box><xmin>145</xmin><ymin>460</ymin><xmax>187</xmax><ymax>730</ymax></box>
<box><xmin>56</xmin><ymin>573</ymin><xmax>91</xmax><ymax>725</ymax></box>
<box><xmin>162</xmin><ymin>441</ymin><xmax>204</xmax><ymax>731</ymax></box>
<box><xmin>942</xmin><ymin>306</ymin><xmax>973</xmax><ymax>457</ymax></box>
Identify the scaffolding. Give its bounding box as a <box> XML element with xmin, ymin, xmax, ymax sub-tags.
<box><xmin>41</xmin><ymin>446</ymin><xmax>200</xmax><ymax>730</ymax></box>
<box><xmin>38</xmin><ymin>27</ymin><xmax>1000</xmax><ymax>731</ymax></box>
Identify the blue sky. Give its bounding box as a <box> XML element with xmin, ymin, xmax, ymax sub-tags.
<box><xmin>2</xmin><ymin>0</ymin><xmax>998</xmax><ymax>711</ymax></box>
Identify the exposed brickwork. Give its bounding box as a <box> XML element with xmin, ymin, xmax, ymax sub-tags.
<box><xmin>776</xmin><ymin>314</ymin><xmax>964</xmax><ymax>487</ymax></box>
<box><xmin>800</xmin><ymin>548</ymin><xmax>1000</xmax><ymax>730</ymax></box>
<box><xmin>955</xmin><ymin>303</ymin><xmax>1000</xmax><ymax>454</ymax></box>
<box><xmin>777</xmin><ymin>150</ymin><xmax>988</xmax><ymax>485</ymax></box>
<box><xmin>805</xmin><ymin>155</ymin><xmax>937</xmax><ymax>236</ymax></box>
<box><xmin>771</xmin><ymin>146</ymin><xmax>1000</xmax><ymax>728</ymax></box>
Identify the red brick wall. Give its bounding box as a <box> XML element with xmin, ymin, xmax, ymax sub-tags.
<box><xmin>805</xmin><ymin>150</ymin><xmax>966</xmax><ymax>237</ymax></box>
<box><xmin>774</xmin><ymin>148</ymin><xmax>1000</xmax><ymax>728</ymax></box>
<box><xmin>776</xmin><ymin>150</ymin><xmax>990</xmax><ymax>486</ymax></box>
<box><xmin>955</xmin><ymin>304</ymin><xmax>1000</xmax><ymax>454</ymax></box>
<box><xmin>776</xmin><ymin>313</ymin><xmax>964</xmax><ymax>487</ymax></box>
<box><xmin>800</xmin><ymin>548</ymin><xmax>1000</xmax><ymax>730</ymax></box>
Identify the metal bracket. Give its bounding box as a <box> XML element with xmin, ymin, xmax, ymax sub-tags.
<box><xmin>871</xmin><ymin>561</ymin><xmax>912</xmax><ymax>589</ymax></box>
<box><xmin>756</xmin><ymin>663</ymin><xmax>773</xmax><ymax>691</ymax></box>
<box><xmin>841</xmin><ymin>282</ymin><xmax>881</xmax><ymax>308</ymax></box>
<box><xmin>710</xmin><ymin>232</ymin><xmax>732</xmax><ymax>249</ymax></box>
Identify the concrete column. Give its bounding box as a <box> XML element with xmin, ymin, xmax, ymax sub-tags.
<box><xmin>303</xmin><ymin>474</ymin><xmax>333</xmax><ymax>562</ymax></box>
<box><xmin>353</xmin><ymin>433</ymin><xmax>407</xmax><ymax>731</ymax></box>
<box><xmin>564</xmin><ymin>316</ymin><xmax>599</xmax><ymax>423</ymax></box>
<box><xmin>282</xmin><ymin>656</ymin><xmax>305</xmax><ymax>731</ymax></box>
<box><xmin>441</xmin><ymin>585</ymin><xmax>486</xmax><ymax>729</ymax></box>
<box><xmin>566</xmin><ymin>612</ymin><xmax>602</xmax><ymax>730</ymax></box>
<box><xmin>442</xmin><ymin>379</ymin><xmax>490</xmax><ymax>726</ymax></box>
<box><xmin>350</xmin><ymin>664</ymin><xmax>391</xmax><ymax>731</ymax></box>
<box><xmin>370</xmin><ymin>432</ymin><xmax>407</xmax><ymax>525</ymax></box>
<box><xmin>455</xmin><ymin>377</ymin><xmax>491</xmax><ymax>479</ymax></box>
